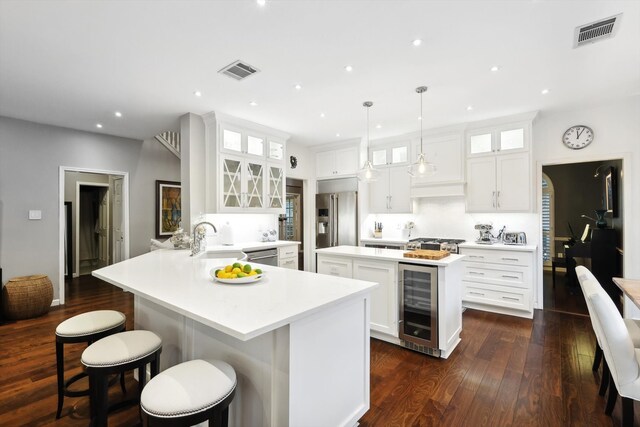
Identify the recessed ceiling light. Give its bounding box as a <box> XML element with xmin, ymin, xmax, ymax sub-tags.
<box><xmin>194</xmin><ymin>91</ymin><xmax>202</xmax><ymax>97</ymax></box>
<box><xmin>541</xmin><ymin>88</ymin><xmax>550</xmax><ymax>95</ymax></box>
<box><xmin>114</xmin><ymin>111</ymin><xmax>122</xmax><ymax>118</ymax></box>
<box><xmin>294</xmin><ymin>84</ymin><xmax>302</xmax><ymax>90</ymax></box>
<box><xmin>466</xmin><ymin>105</ymin><xmax>474</xmax><ymax>111</ymax></box>
<box><xmin>490</xmin><ymin>65</ymin><xmax>500</xmax><ymax>72</ymax></box>
<box><xmin>256</xmin><ymin>0</ymin><xmax>266</xmax><ymax>6</ymax></box>
<box><xmin>249</xmin><ymin>101</ymin><xmax>258</xmax><ymax>106</ymax></box>
<box><xmin>96</xmin><ymin>123</ymin><xmax>103</xmax><ymax>129</ymax></box>
<box><xmin>412</xmin><ymin>39</ymin><xmax>422</xmax><ymax>47</ymax></box>
<box><xmin>376</xmin><ymin>124</ymin><xmax>382</xmax><ymax>129</ymax></box>
<box><xmin>336</xmin><ymin>133</ymin><xmax>341</xmax><ymax>137</ymax></box>
<box><xmin>344</xmin><ymin>65</ymin><xmax>353</xmax><ymax>72</ymax></box>
<box><xmin>320</xmin><ymin>113</ymin><xmax>326</xmax><ymax>118</ymax></box>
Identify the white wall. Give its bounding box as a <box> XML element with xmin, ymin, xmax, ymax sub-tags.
<box><xmin>0</xmin><ymin>116</ymin><xmax>180</xmax><ymax>300</ymax></box>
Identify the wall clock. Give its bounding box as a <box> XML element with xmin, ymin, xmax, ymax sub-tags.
<box><xmin>562</xmin><ymin>125</ymin><xmax>594</xmax><ymax>150</ymax></box>
<box><xmin>290</xmin><ymin>155</ymin><xmax>297</xmax><ymax>169</ymax></box>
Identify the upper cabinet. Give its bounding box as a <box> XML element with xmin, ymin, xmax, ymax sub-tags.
<box><xmin>316</xmin><ymin>145</ymin><xmax>359</xmax><ymax>179</ymax></box>
<box><xmin>465</xmin><ymin>114</ymin><xmax>535</xmax><ymax>212</ymax></box>
<box><xmin>204</xmin><ymin>112</ymin><xmax>289</xmax><ymax>213</ymax></box>
<box><xmin>370</xmin><ymin>141</ymin><xmax>410</xmax><ymax>167</ymax></box>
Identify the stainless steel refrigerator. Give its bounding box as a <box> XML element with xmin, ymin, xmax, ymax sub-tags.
<box><xmin>316</xmin><ymin>191</ymin><xmax>358</xmax><ymax>248</ymax></box>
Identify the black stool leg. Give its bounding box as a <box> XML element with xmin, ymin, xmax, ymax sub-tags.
<box><xmin>151</xmin><ymin>354</ymin><xmax>160</xmax><ymax>378</ymax></box>
<box><xmin>622</xmin><ymin>397</ymin><xmax>634</xmax><ymax>427</ymax></box>
<box><xmin>96</xmin><ymin>373</ymin><xmax>109</xmax><ymax>427</ymax></box>
<box><xmin>599</xmin><ymin>360</ymin><xmax>610</xmax><ymax>397</ymax></box>
<box><xmin>120</xmin><ymin>371</ymin><xmax>127</xmax><ymax>394</ymax></box>
<box><xmin>605</xmin><ymin>380</ymin><xmax>618</xmax><ymax>416</ymax></box>
<box><xmin>55</xmin><ymin>341</ymin><xmax>64</xmax><ymax>419</ymax></box>
<box><xmin>592</xmin><ymin>344</ymin><xmax>603</xmax><ymax>372</ymax></box>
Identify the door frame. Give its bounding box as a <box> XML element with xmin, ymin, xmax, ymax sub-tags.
<box><xmin>536</xmin><ymin>152</ymin><xmax>630</xmax><ymax>310</ymax></box>
<box><xmin>76</xmin><ymin>182</ymin><xmax>109</xmax><ymax>277</ymax></box>
<box><xmin>59</xmin><ymin>166</ymin><xmax>130</xmax><ymax>305</ymax></box>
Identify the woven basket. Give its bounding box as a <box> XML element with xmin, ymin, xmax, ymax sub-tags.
<box><xmin>2</xmin><ymin>275</ymin><xmax>53</xmax><ymax>320</ymax></box>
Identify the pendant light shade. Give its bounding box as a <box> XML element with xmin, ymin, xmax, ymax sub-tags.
<box><xmin>408</xmin><ymin>86</ymin><xmax>437</xmax><ymax>178</ymax></box>
<box><xmin>357</xmin><ymin>101</ymin><xmax>380</xmax><ymax>183</ymax></box>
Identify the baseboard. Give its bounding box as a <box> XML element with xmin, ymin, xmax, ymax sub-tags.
<box><xmin>51</xmin><ymin>299</ymin><xmax>60</xmax><ymax>307</ymax></box>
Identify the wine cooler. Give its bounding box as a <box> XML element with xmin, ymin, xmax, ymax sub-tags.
<box><xmin>399</xmin><ymin>263</ymin><xmax>439</xmax><ymax>356</ymax></box>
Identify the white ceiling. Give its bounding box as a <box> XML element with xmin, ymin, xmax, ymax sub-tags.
<box><xmin>0</xmin><ymin>1</ymin><xmax>638</xmax><ymax>146</ymax></box>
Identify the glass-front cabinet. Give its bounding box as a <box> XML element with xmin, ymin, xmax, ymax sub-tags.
<box><xmin>220</xmin><ymin>125</ymin><xmax>266</xmax><ymax>159</ymax></box>
<box><xmin>468</xmin><ymin>124</ymin><xmax>527</xmax><ymax>156</ymax></box>
<box><xmin>371</xmin><ymin>141</ymin><xmax>410</xmax><ymax>167</ymax></box>
<box><xmin>267</xmin><ymin>164</ymin><xmax>285</xmax><ymax>209</ymax></box>
<box><xmin>220</xmin><ymin>155</ymin><xmax>266</xmax><ymax>211</ymax></box>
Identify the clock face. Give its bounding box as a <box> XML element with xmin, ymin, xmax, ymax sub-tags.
<box><xmin>563</xmin><ymin>125</ymin><xmax>594</xmax><ymax>149</ymax></box>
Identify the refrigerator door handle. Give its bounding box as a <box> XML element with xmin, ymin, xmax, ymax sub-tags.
<box><xmin>332</xmin><ymin>194</ymin><xmax>339</xmax><ymax>246</ymax></box>
<box><xmin>329</xmin><ymin>194</ymin><xmax>335</xmax><ymax>247</ymax></box>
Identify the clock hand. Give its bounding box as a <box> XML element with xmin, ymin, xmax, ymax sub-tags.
<box><xmin>576</xmin><ymin>128</ymin><xmax>584</xmax><ymax>139</ymax></box>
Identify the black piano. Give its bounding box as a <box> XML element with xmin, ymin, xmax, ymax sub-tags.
<box><xmin>565</xmin><ymin>228</ymin><xmax>618</xmax><ymax>297</ymax></box>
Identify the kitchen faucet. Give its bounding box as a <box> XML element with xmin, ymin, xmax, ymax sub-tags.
<box><xmin>190</xmin><ymin>221</ymin><xmax>217</xmax><ymax>256</ymax></box>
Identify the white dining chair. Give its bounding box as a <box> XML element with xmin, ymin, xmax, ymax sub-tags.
<box><xmin>589</xmin><ymin>290</ymin><xmax>640</xmax><ymax>426</ymax></box>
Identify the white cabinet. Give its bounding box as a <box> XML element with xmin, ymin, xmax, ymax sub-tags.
<box><xmin>467</xmin><ymin>124</ymin><xmax>527</xmax><ymax>157</ymax></box>
<box><xmin>266</xmin><ymin>163</ymin><xmax>285</xmax><ymax>210</ymax></box>
<box><xmin>220</xmin><ymin>155</ymin><xmax>266</xmax><ymax>211</ymax></box>
<box><xmin>370</xmin><ymin>142</ymin><xmax>410</xmax><ymax>167</ymax></box>
<box><xmin>411</xmin><ymin>133</ymin><xmax>464</xmax><ymax>185</ymax></box>
<box><xmin>369</xmin><ymin>166</ymin><xmax>412</xmax><ymax>213</ymax></box>
<box><xmin>221</xmin><ymin>126</ymin><xmax>266</xmax><ymax>159</ymax></box>
<box><xmin>353</xmin><ymin>259</ymin><xmax>398</xmax><ymax>337</ymax></box>
<box><xmin>459</xmin><ymin>246</ymin><xmax>534</xmax><ymax>318</ymax></box>
<box><xmin>316</xmin><ymin>146</ymin><xmax>359</xmax><ymax>179</ymax></box>
<box><xmin>466</xmin><ymin>152</ymin><xmax>530</xmax><ymax>212</ymax></box>
<box><xmin>317</xmin><ymin>255</ymin><xmax>352</xmax><ymax>278</ymax></box>
<box><xmin>278</xmin><ymin>244</ymin><xmax>299</xmax><ymax>270</ymax></box>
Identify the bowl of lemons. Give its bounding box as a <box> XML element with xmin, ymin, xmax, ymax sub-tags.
<box><xmin>210</xmin><ymin>262</ymin><xmax>264</xmax><ymax>284</ymax></box>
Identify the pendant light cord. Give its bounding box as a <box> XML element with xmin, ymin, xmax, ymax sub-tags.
<box><xmin>420</xmin><ymin>90</ymin><xmax>423</xmax><ymax>154</ymax></box>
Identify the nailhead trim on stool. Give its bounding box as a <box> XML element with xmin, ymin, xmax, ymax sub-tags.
<box><xmin>55</xmin><ymin>310</ymin><xmax>126</xmax><ymax>419</ymax></box>
<box><xmin>141</xmin><ymin>359</ymin><xmax>237</xmax><ymax>427</ymax></box>
<box><xmin>82</xmin><ymin>330</ymin><xmax>162</xmax><ymax>427</ymax></box>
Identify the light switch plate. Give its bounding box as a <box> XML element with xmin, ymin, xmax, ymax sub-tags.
<box><xmin>28</xmin><ymin>210</ymin><xmax>42</xmax><ymax>220</ymax></box>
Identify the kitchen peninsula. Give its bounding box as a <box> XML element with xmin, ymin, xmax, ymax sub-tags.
<box><xmin>316</xmin><ymin>246</ymin><xmax>463</xmax><ymax>358</ymax></box>
<box><xmin>93</xmin><ymin>249</ymin><xmax>378</xmax><ymax>427</ymax></box>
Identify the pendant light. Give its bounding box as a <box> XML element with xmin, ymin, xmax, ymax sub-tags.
<box><xmin>357</xmin><ymin>101</ymin><xmax>380</xmax><ymax>183</ymax></box>
<box><xmin>408</xmin><ymin>86</ymin><xmax>436</xmax><ymax>178</ymax></box>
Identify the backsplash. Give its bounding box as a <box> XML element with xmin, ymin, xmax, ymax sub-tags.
<box><xmin>363</xmin><ymin>197</ymin><xmax>539</xmax><ymax>245</ymax></box>
<box><xmin>196</xmin><ymin>213</ymin><xmax>279</xmax><ymax>244</ymax></box>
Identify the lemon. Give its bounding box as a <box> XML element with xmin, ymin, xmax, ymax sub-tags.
<box><xmin>230</xmin><ymin>273</ymin><xmax>238</xmax><ymax>279</ymax></box>
<box><xmin>248</xmin><ymin>271</ymin><xmax>257</xmax><ymax>276</ymax></box>
<box><xmin>255</xmin><ymin>268</ymin><xmax>263</xmax><ymax>275</ymax></box>
<box><xmin>224</xmin><ymin>265</ymin><xmax>233</xmax><ymax>273</ymax></box>
<box><xmin>232</xmin><ymin>267</ymin><xmax>242</xmax><ymax>274</ymax></box>
<box><xmin>214</xmin><ymin>269</ymin><xmax>222</xmax><ymax>277</ymax></box>
<box><xmin>216</xmin><ymin>271</ymin><xmax>225</xmax><ymax>278</ymax></box>
<box><xmin>243</xmin><ymin>264</ymin><xmax>252</xmax><ymax>273</ymax></box>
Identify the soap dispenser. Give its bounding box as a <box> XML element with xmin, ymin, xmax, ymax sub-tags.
<box><xmin>220</xmin><ymin>222</ymin><xmax>234</xmax><ymax>246</ymax></box>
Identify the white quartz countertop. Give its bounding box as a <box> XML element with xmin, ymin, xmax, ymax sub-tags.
<box><xmin>207</xmin><ymin>240</ymin><xmax>300</xmax><ymax>252</ymax></box>
<box><xmin>458</xmin><ymin>242</ymin><xmax>537</xmax><ymax>252</ymax></box>
<box><xmin>93</xmin><ymin>249</ymin><xmax>376</xmax><ymax>341</ymax></box>
<box><xmin>360</xmin><ymin>237</ymin><xmax>409</xmax><ymax>245</ymax></box>
<box><xmin>316</xmin><ymin>245</ymin><xmax>464</xmax><ymax>266</ymax></box>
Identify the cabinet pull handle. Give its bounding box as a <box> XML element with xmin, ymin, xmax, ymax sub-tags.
<box><xmin>502</xmin><ymin>275</ymin><xmax>519</xmax><ymax>279</ymax></box>
<box><xmin>469</xmin><ymin>291</ymin><xmax>485</xmax><ymax>296</ymax></box>
<box><xmin>501</xmin><ymin>257</ymin><xmax>519</xmax><ymax>261</ymax></box>
<box><xmin>497</xmin><ymin>191</ymin><xmax>501</xmax><ymax>208</ymax></box>
<box><xmin>469</xmin><ymin>271</ymin><xmax>485</xmax><ymax>276</ymax></box>
<box><xmin>502</xmin><ymin>296</ymin><xmax>519</xmax><ymax>301</ymax></box>
<box><xmin>389</xmin><ymin>195</ymin><xmax>392</xmax><ymax>210</ymax></box>
<box><xmin>469</xmin><ymin>255</ymin><xmax>485</xmax><ymax>259</ymax></box>
<box><xmin>492</xmin><ymin>191</ymin><xmax>496</xmax><ymax>208</ymax></box>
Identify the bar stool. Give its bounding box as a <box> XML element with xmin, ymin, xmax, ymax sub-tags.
<box><xmin>55</xmin><ymin>310</ymin><xmax>126</xmax><ymax>419</ymax></box>
<box><xmin>82</xmin><ymin>330</ymin><xmax>162</xmax><ymax>427</ymax></box>
<box><xmin>140</xmin><ymin>359</ymin><xmax>236</xmax><ymax>427</ymax></box>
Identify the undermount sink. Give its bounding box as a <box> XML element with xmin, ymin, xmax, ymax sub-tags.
<box><xmin>195</xmin><ymin>249</ymin><xmax>248</xmax><ymax>261</ymax></box>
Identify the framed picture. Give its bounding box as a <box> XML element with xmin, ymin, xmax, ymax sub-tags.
<box><xmin>156</xmin><ymin>180</ymin><xmax>181</xmax><ymax>238</ymax></box>
<box><xmin>604</xmin><ymin>167</ymin><xmax>617</xmax><ymax>217</ymax></box>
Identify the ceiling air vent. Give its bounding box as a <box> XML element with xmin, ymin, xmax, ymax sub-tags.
<box><xmin>573</xmin><ymin>13</ymin><xmax>623</xmax><ymax>48</ymax></box>
<box><xmin>218</xmin><ymin>60</ymin><xmax>260</xmax><ymax>81</ymax></box>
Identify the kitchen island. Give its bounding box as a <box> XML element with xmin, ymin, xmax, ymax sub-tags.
<box><xmin>316</xmin><ymin>246</ymin><xmax>464</xmax><ymax>358</ymax></box>
<box><xmin>93</xmin><ymin>249</ymin><xmax>377</xmax><ymax>427</ymax></box>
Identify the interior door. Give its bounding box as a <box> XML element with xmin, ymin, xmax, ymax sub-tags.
<box><xmin>97</xmin><ymin>187</ymin><xmax>110</xmax><ymax>268</ymax></box>
<box><xmin>112</xmin><ymin>176</ymin><xmax>124</xmax><ymax>264</ymax></box>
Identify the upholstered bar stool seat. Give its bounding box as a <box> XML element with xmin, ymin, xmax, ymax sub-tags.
<box><xmin>82</xmin><ymin>330</ymin><xmax>162</xmax><ymax>427</ymax></box>
<box><xmin>55</xmin><ymin>310</ymin><xmax>126</xmax><ymax>419</ymax></box>
<box><xmin>141</xmin><ymin>359</ymin><xmax>236</xmax><ymax>427</ymax></box>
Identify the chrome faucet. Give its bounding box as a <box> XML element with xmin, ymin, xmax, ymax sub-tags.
<box><xmin>190</xmin><ymin>221</ymin><xmax>217</xmax><ymax>256</ymax></box>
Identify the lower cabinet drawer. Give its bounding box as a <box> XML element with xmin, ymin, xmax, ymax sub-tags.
<box><xmin>463</xmin><ymin>281</ymin><xmax>531</xmax><ymax>312</ymax></box>
<box><xmin>317</xmin><ymin>256</ymin><xmax>353</xmax><ymax>278</ymax></box>
<box><xmin>463</xmin><ymin>264</ymin><xmax>530</xmax><ymax>289</ymax></box>
<box><xmin>279</xmin><ymin>256</ymin><xmax>298</xmax><ymax>270</ymax></box>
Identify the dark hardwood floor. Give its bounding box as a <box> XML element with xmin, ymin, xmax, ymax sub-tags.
<box><xmin>543</xmin><ymin>268</ymin><xmax>589</xmax><ymax>316</ymax></box>
<box><xmin>0</xmin><ymin>275</ymin><xmax>634</xmax><ymax>426</ymax></box>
